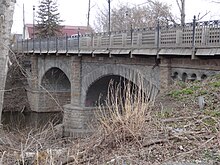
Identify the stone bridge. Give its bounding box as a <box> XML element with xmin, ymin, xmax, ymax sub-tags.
<box><xmin>15</xmin><ymin>19</ymin><xmax>220</xmax><ymax>136</ymax></box>
<box><xmin>26</xmin><ymin>55</ymin><xmax>160</xmax><ymax>136</ymax></box>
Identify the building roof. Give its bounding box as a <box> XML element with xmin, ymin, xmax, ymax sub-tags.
<box><xmin>25</xmin><ymin>24</ymin><xmax>92</xmax><ymax>38</ymax></box>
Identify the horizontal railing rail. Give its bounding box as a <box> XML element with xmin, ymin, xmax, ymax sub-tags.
<box><xmin>14</xmin><ymin>18</ymin><xmax>220</xmax><ymax>55</ymax></box>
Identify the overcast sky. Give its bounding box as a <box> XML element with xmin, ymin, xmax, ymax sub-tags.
<box><xmin>12</xmin><ymin>0</ymin><xmax>220</xmax><ymax>34</ymax></box>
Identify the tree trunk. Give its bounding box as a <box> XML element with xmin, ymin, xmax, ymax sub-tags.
<box><xmin>0</xmin><ymin>0</ymin><xmax>16</xmax><ymax>126</ymax></box>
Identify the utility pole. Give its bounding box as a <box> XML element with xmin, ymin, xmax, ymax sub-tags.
<box><xmin>33</xmin><ymin>5</ymin><xmax>35</xmax><ymax>51</ymax></box>
<box><xmin>87</xmin><ymin>0</ymin><xmax>91</xmax><ymax>28</ymax></box>
<box><xmin>108</xmin><ymin>0</ymin><xmax>111</xmax><ymax>33</ymax></box>
<box><xmin>23</xmin><ymin>3</ymin><xmax>25</xmax><ymax>39</ymax></box>
<box><xmin>33</xmin><ymin>5</ymin><xmax>35</xmax><ymax>38</ymax></box>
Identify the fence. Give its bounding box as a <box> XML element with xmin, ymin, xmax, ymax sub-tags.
<box><xmin>14</xmin><ymin>18</ymin><xmax>220</xmax><ymax>54</ymax></box>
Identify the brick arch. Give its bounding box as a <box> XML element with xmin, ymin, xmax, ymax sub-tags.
<box><xmin>81</xmin><ymin>64</ymin><xmax>159</xmax><ymax>106</ymax></box>
<box><xmin>41</xmin><ymin>67</ymin><xmax>71</xmax><ymax>90</ymax></box>
<box><xmin>39</xmin><ymin>64</ymin><xmax>70</xmax><ymax>86</ymax></box>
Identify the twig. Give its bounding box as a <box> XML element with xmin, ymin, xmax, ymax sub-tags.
<box><xmin>162</xmin><ymin>116</ymin><xmax>198</xmax><ymax>123</ymax></box>
<box><xmin>143</xmin><ymin>138</ymin><xmax>168</xmax><ymax>147</ymax></box>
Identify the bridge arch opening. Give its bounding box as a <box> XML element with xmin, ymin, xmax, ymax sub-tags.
<box><xmin>41</xmin><ymin>67</ymin><xmax>71</xmax><ymax>91</ymax></box>
<box><xmin>85</xmin><ymin>75</ymin><xmax>141</xmax><ymax>107</ymax></box>
<box><xmin>182</xmin><ymin>72</ymin><xmax>188</xmax><ymax>82</ymax></box>
<box><xmin>40</xmin><ymin>67</ymin><xmax>71</xmax><ymax>112</ymax></box>
<box><xmin>172</xmin><ymin>72</ymin><xmax>179</xmax><ymax>80</ymax></box>
<box><xmin>201</xmin><ymin>74</ymin><xmax>207</xmax><ymax>80</ymax></box>
<box><xmin>191</xmin><ymin>73</ymin><xmax>197</xmax><ymax>81</ymax></box>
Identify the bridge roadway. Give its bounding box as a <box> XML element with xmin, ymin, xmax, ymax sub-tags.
<box><xmin>16</xmin><ymin>20</ymin><xmax>220</xmax><ymax>137</ymax></box>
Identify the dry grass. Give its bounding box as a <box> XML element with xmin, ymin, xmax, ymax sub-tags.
<box><xmin>0</xmin><ymin>121</ymin><xmax>74</xmax><ymax>165</ymax></box>
<box><xmin>96</xmin><ymin>80</ymin><xmax>154</xmax><ymax>147</ymax></box>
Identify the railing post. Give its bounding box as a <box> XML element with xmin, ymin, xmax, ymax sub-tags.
<box><xmin>47</xmin><ymin>36</ymin><xmax>49</xmax><ymax>54</ymax></box>
<box><xmin>56</xmin><ymin>36</ymin><xmax>58</xmax><ymax>54</ymax></box>
<box><xmin>91</xmin><ymin>33</ymin><xmax>94</xmax><ymax>48</ymax></box>
<box><xmin>176</xmin><ymin>27</ymin><xmax>183</xmax><ymax>45</ymax></box>
<box><xmin>201</xmin><ymin>24</ymin><xmax>208</xmax><ymax>45</ymax></box>
<box><xmin>39</xmin><ymin>37</ymin><xmax>41</xmax><ymax>54</ymax></box>
<box><xmin>97</xmin><ymin>34</ymin><xmax>101</xmax><ymax>48</ymax></box>
<box><xmin>122</xmin><ymin>32</ymin><xmax>127</xmax><ymax>47</ymax></box>
<box><xmin>33</xmin><ymin>36</ymin><xmax>35</xmax><ymax>54</ymax></box>
<box><xmin>22</xmin><ymin>39</ymin><xmax>24</xmax><ymax>55</ymax></box>
<box><xmin>66</xmin><ymin>33</ymin><xmax>68</xmax><ymax>54</ymax></box>
<box><xmin>156</xmin><ymin>20</ymin><xmax>160</xmax><ymax>59</ymax></box>
<box><xmin>130</xmin><ymin>24</ymin><xmax>133</xmax><ymax>46</ymax></box>
<box><xmin>108</xmin><ymin>32</ymin><xmax>112</xmax><ymax>48</ymax></box>
<box><xmin>137</xmin><ymin>31</ymin><xmax>142</xmax><ymax>47</ymax></box>
<box><xmin>192</xmin><ymin>15</ymin><xmax>196</xmax><ymax>59</ymax></box>
<box><xmin>77</xmin><ymin>29</ymin><xmax>80</xmax><ymax>56</ymax></box>
<box><xmin>27</xmin><ymin>39</ymin><xmax>29</xmax><ymax>54</ymax></box>
<box><xmin>16</xmin><ymin>39</ymin><xmax>19</xmax><ymax>53</ymax></box>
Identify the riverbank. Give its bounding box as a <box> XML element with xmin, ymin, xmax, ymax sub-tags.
<box><xmin>1</xmin><ymin>75</ymin><xmax>220</xmax><ymax>164</ymax></box>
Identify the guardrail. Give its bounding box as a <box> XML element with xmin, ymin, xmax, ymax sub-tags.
<box><xmin>14</xmin><ymin>18</ymin><xmax>220</xmax><ymax>55</ymax></box>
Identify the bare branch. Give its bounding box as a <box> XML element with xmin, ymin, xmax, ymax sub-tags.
<box><xmin>197</xmin><ymin>11</ymin><xmax>211</xmax><ymax>21</ymax></box>
<box><xmin>176</xmin><ymin>0</ymin><xmax>182</xmax><ymax>12</ymax></box>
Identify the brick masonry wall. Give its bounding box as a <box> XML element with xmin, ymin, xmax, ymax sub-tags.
<box><xmin>63</xmin><ymin>105</ymin><xmax>96</xmax><ymax>137</ymax></box>
<box><xmin>38</xmin><ymin>91</ymin><xmax>71</xmax><ymax>112</ymax></box>
<box><xmin>70</xmin><ymin>56</ymin><xmax>82</xmax><ymax>106</ymax></box>
<box><xmin>170</xmin><ymin>57</ymin><xmax>220</xmax><ymax>81</ymax></box>
<box><xmin>160</xmin><ymin>57</ymin><xmax>172</xmax><ymax>90</ymax></box>
<box><xmin>27</xmin><ymin>54</ymin><xmax>220</xmax><ymax>137</ymax></box>
<box><xmin>81</xmin><ymin>56</ymin><xmax>160</xmax><ymax>106</ymax></box>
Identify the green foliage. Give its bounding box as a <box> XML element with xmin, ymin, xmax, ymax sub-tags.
<box><xmin>204</xmin><ymin>110</ymin><xmax>220</xmax><ymax>117</ymax></box>
<box><xmin>198</xmin><ymin>90</ymin><xmax>208</xmax><ymax>95</ymax></box>
<box><xmin>157</xmin><ymin>108</ymin><xmax>173</xmax><ymax>118</ymax></box>
<box><xmin>168</xmin><ymin>88</ymin><xmax>194</xmax><ymax>99</ymax></box>
<box><xmin>203</xmin><ymin>118</ymin><xmax>217</xmax><ymax>126</ymax></box>
<box><xmin>209</xmin><ymin>81</ymin><xmax>220</xmax><ymax>88</ymax></box>
<box><xmin>204</xmin><ymin>149</ymin><xmax>220</xmax><ymax>162</ymax></box>
<box><xmin>190</xmin><ymin>85</ymin><xmax>200</xmax><ymax>90</ymax></box>
<box><xmin>210</xmin><ymin>74</ymin><xmax>220</xmax><ymax>80</ymax></box>
<box><xmin>36</xmin><ymin>0</ymin><xmax>63</xmax><ymax>38</ymax></box>
<box><xmin>176</xmin><ymin>81</ymin><xmax>187</xmax><ymax>88</ymax></box>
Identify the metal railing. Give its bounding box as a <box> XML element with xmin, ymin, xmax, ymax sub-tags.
<box><xmin>14</xmin><ymin>18</ymin><xmax>220</xmax><ymax>55</ymax></box>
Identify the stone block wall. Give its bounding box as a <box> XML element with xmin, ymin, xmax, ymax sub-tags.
<box><xmin>38</xmin><ymin>91</ymin><xmax>71</xmax><ymax>112</ymax></box>
<box><xmin>27</xmin><ymin>53</ymin><xmax>220</xmax><ymax>137</ymax></box>
<box><xmin>63</xmin><ymin>105</ymin><xmax>96</xmax><ymax>137</ymax></box>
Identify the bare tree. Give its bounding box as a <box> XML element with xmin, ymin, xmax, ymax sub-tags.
<box><xmin>176</xmin><ymin>0</ymin><xmax>210</xmax><ymax>24</ymax></box>
<box><xmin>93</xmin><ymin>0</ymin><xmax>173</xmax><ymax>32</ymax></box>
<box><xmin>87</xmin><ymin>0</ymin><xmax>96</xmax><ymax>30</ymax></box>
<box><xmin>176</xmin><ymin>0</ymin><xmax>185</xmax><ymax>26</ymax></box>
<box><xmin>0</xmin><ymin>0</ymin><xmax>16</xmax><ymax>125</ymax></box>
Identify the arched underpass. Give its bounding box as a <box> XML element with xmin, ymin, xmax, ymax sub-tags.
<box><xmin>40</xmin><ymin>67</ymin><xmax>71</xmax><ymax>112</ymax></box>
<box><xmin>85</xmin><ymin>75</ymin><xmax>144</xmax><ymax>107</ymax></box>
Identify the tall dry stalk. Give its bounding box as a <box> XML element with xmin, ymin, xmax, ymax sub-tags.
<box><xmin>97</xmin><ymin>79</ymin><xmax>155</xmax><ymax>146</ymax></box>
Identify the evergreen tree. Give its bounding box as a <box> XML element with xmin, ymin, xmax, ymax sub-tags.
<box><xmin>36</xmin><ymin>0</ymin><xmax>63</xmax><ymax>38</ymax></box>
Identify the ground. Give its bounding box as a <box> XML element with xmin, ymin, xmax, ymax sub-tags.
<box><xmin>0</xmin><ymin>71</ymin><xmax>220</xmax><ymax>164</ymax></box>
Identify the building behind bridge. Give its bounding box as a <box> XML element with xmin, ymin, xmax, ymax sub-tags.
<box><xmin>24</xmin><ymin>24</ymin><xmax>93</xmax><ymax>39</ymax></box>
